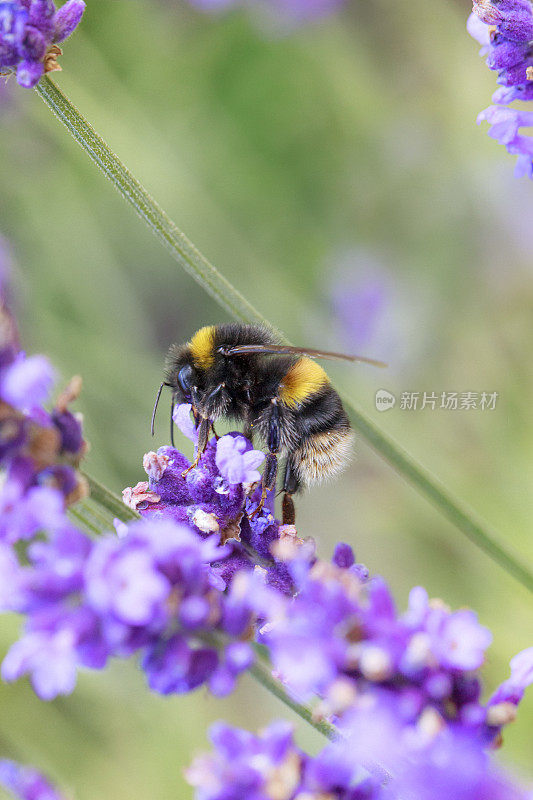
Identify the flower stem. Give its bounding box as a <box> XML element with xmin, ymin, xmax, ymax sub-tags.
<box><xmin>34</xmin><ymin>77</ymin><xmax>266</xmax><ymax>324</ymax></box>
<box><xmin>37</xmin><ymin>76</ymin><xmax>533</xmax><ymax>595</ymax></box>
<box><xmin>84</xmin><ymin>473</ymin><xmax>140</xmax><ymax>523</ymax></box>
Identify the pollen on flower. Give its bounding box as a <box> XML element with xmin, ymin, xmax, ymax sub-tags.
<box><xmin>486</xmin><ymin>702</ymin><xmax>518</xmax><ymax>726</ymax></box>
<box><xmin>359</xmin><ymin>645</ymin><xmax>394</xmax><ymax>681</ymax></box>
<box><xmin>143</xmin><ymin>450</ymin><xmax>170</xmax><ymax>481</ymax></box>
<box><xmin>192</xmin><ymin>508</ymin><xmax>220</xmax><ymax>533</ymax></box>
<box><xmin>122</xmin><ymin>481</ymin><xmax>161</xmax><ymax>510</ymax></box>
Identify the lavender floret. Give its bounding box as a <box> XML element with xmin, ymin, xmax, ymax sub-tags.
<box><xmin>469</xmin><ymin>0</ymin><xmax>533</xmax><ymax>176</ymax></box>
<box><xmin>0</xmin><ymin>0</ymin><xmax>85</xmax><ymax>88</ymax></box>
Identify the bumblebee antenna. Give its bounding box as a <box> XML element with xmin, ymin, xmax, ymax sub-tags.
<box><xmin>151</xmin><ymin>382</ymin><xmax>165</xmax><ymax>437</ymax></box>
<box><xmin>170</xmin><ymin>397</ymin><xmax>176</xmax><ymax>447</ymax></box>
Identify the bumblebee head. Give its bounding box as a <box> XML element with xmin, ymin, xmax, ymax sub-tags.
<box><xmin>163</xmin><ymin>326</ymin><xmax>218</xmax><ymax>405</ymax></box>
<box><xmin>164</xmin><ymin>345</ymin><xmax>199</xmax><ymax>406</ymax></box>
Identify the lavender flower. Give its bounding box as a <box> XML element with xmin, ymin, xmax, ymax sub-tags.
<box><xmin>185</xmin><ymin>719</ymin><xmax>385</xmax><ymax>800</ymax></box>
<box><xmin>0</xmin><ymin>0</ymin><xmax>85</xmax><ymax>88</ymax></box>
<box><xmin>0</xmin><ymin>352</ymin><xmax>56</xmax><ymax>411</ymax></box>
<box><xmin>469</xmin><ymin>0</ymin><xmax>533</xmax><ymax>176</ymax></box>
<box><xmin>257</xmin><ymin>554</ymin><xmax>529</xmax><ymax>744</ymax></box>
<box><xmin>187</xmin><ymin>712</ymin><xmax>531</xmax><ymax>800</ymax></box>
<box><xmin>1</xmin><ymin>517</ymin><xmax>258</xmax><ymax>699</ymax></box>
<box><xmin>325</xmin><ymin>249</ymin><xmax>427</xmax><ymax>373</ymax></box>
<box><xmin>0</xmin><ymin>270</ymin><xmax>87</xmax><ymax>520</ymax></box>
<box><xmin>340</xmin><ymin>695</ymin><xmax>530</xmax><ymax>800</ymax></box>
<box><xmin>0</xmin><ymin>482</ymin><xmax>65</xmax><ymax>544</ymax></box>
<box><xmin>0</xmin><ymin>760</ymin><xmax>66</xmax><ymax>800</ymax></box>
<box><xmin>125</xmin><ymin>414</ymin><xmax>297</xmax><ymax>594</ymax></box>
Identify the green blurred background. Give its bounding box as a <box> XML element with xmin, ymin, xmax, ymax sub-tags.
<box><xmin>1</xmin><ymin>0</ymin><xmax>533</xmax><ymax>795</ymax></box>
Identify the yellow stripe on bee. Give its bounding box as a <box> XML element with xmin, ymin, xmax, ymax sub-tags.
<box><xmin>279</xmin><ymin>357</ymin><xmax>329</xmax><ymax>408</ymax></box>
<box><xmin>189</xmin><ymin>326</ymin><xmax>216</xmax><ymax>369</ymax></box>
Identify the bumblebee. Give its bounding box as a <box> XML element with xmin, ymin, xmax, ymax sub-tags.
<box><xmin>152</xmin><ymin>324</ymin><xmax>384</xmax><ymax>524</ymax></box>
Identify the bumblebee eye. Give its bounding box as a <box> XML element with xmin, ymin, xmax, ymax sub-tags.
<box><xmin>178</xmin><ymin>365</ymin><xmax>194</xmax><ymax>393</ymax></box>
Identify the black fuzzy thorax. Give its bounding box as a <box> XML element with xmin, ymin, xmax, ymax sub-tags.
<box><xmin>163</xmin><ymin>324</ymin><xmax>352</xmax><ymax>491</ymax></box>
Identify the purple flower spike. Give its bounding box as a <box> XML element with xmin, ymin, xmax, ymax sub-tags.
<box><xmin>469</xmin><ymin>0</ymin><xmax>533</xmax><ymax>176</ymax></box>
<box><xmin>0</xmin><ymin>760</ymin><xmax>66</xmax><ymax>800</ymax></box>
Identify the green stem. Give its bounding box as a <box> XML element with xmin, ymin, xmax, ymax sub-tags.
<box><xmin>341</xmin><ymin>402</ymin><xmax>533</xmax><ymax>594</ymax></box>
<box><xmin>34</xmin><ymin>77</ymin><xmax>267</xmax><ymax>325</ymax></box>
<box><xmin>36</xmin><ymin>76</ymin><xmax>533</xmax><ymax>596</ymax></box>
<box><xmin>84</xmin><ymin>473</ymin><xmax>140</xmax><ymax>523</ymax></box>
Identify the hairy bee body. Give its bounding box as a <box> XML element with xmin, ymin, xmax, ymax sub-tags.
<box><xmin>163</xmin><ymin>323</ymin><xmax>355</xmax><ymax>522</ymax></box>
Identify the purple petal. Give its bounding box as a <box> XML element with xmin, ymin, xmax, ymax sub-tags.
<box><xmin>53</xmin><ymin>0</ymin><xmax>85</xmax><ymax>42</ymax></box>
<box><xmin>172</xmin><ymin>403</ymin><xmax>199</xmax><ymax>443</ymax></box>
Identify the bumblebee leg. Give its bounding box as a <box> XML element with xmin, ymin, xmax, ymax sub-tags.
<box><xmin>282</xmin><ymin>456</ymin><xmax>300</xmax><ymax>525</ymax></box>
<box><xmin>249</xmin><ymin>404</ymin><xmax>281</xmax><ymax>518</ymax></box>
<box><xmin>249</xmin><ymin>453</ymin><xmax>277</xmax><ymax>518</ymax></box>
<box><xmin>182</xmin><ymin>417</ymin><xmax>211</xmax><ymax>476</ymax></box>
<box><xmin>242</xmin><ymin>419</ymin><xmax>254</xmax><ymax>443</ymax></box>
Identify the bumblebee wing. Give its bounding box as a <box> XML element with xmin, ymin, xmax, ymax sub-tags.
<box><xmin>222</xmin><ymin>344</ymin><xmax>387</xmax><ymax>368</ymax></box>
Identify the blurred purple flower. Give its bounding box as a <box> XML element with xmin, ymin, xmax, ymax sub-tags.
<box><xmin>1</xmin><ymin>516</ymin><xmax>260</xmax><ymax>700</ymax></box>
<box><xmin>0</xmin><ymin>541</ymin><xmax>23</xmax><ymax>610</ymax></box>
<box><xmin>0</xmin><ymin>352</ymin><xmax>56</xmax><ymax>410</ymax></box>
<box><xmin>340</xmin><ymin>696</ymin><xmax>529</xmax><ymax>800</ymax></box>
<box><xmin>0</xmin><ymin>482</ymin><xmax>65</xmax><ymax>544</ymax></box>
<box><xmin>325</xmin><ymin>249</ymin><xmax>428</xmax><ymax>372</ymax></box>
<box><xmin>0</xmin><ymin>0</ymin><xmax>85</xmax><ymax>88</ymax></box>
<box><xmin>469</xmin><ymin>0</ymin><xmax>533</xmax><ymax>177</ymax></box>
<box><xmin>1</xmin><ymin>627</ymin><xmax>79</xmax><ymax>700</ymax></box>
<box><xmin>259</xmin><ymin>553</ymin><xmax>517</xmax><ymax>743</ymax></box>
<box><xmin>185</xmin><ymin>719</ymin><xmax>384</xmax><ymax>800</ymax></box>
<box><xmin>85</xmin><ymin>539</ymin><xmax>171</xmax><ymax>627</ymax></box>
<box><xmin>0</xmin><ymin>258</ymin><xmax>86</xmax><ymax>526</ymax></box>
<box><xmin>427</xmin><ymin>608</ymin><xmax>493</xmax><ymax>671</ymax></box>
<box><xmin>0</xmin><ymin>760</ymin><xmax>66</xmax><ymax>800</ymax></box>
<box><xmin>487</xmin><ymin>646</ymin><xmax>533</xmax><ymax>731</ymax></box>
<box><xmin>187</xmin><ymin>710</ymin><xmax>531</xmax><ymax>800</ymax></box>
